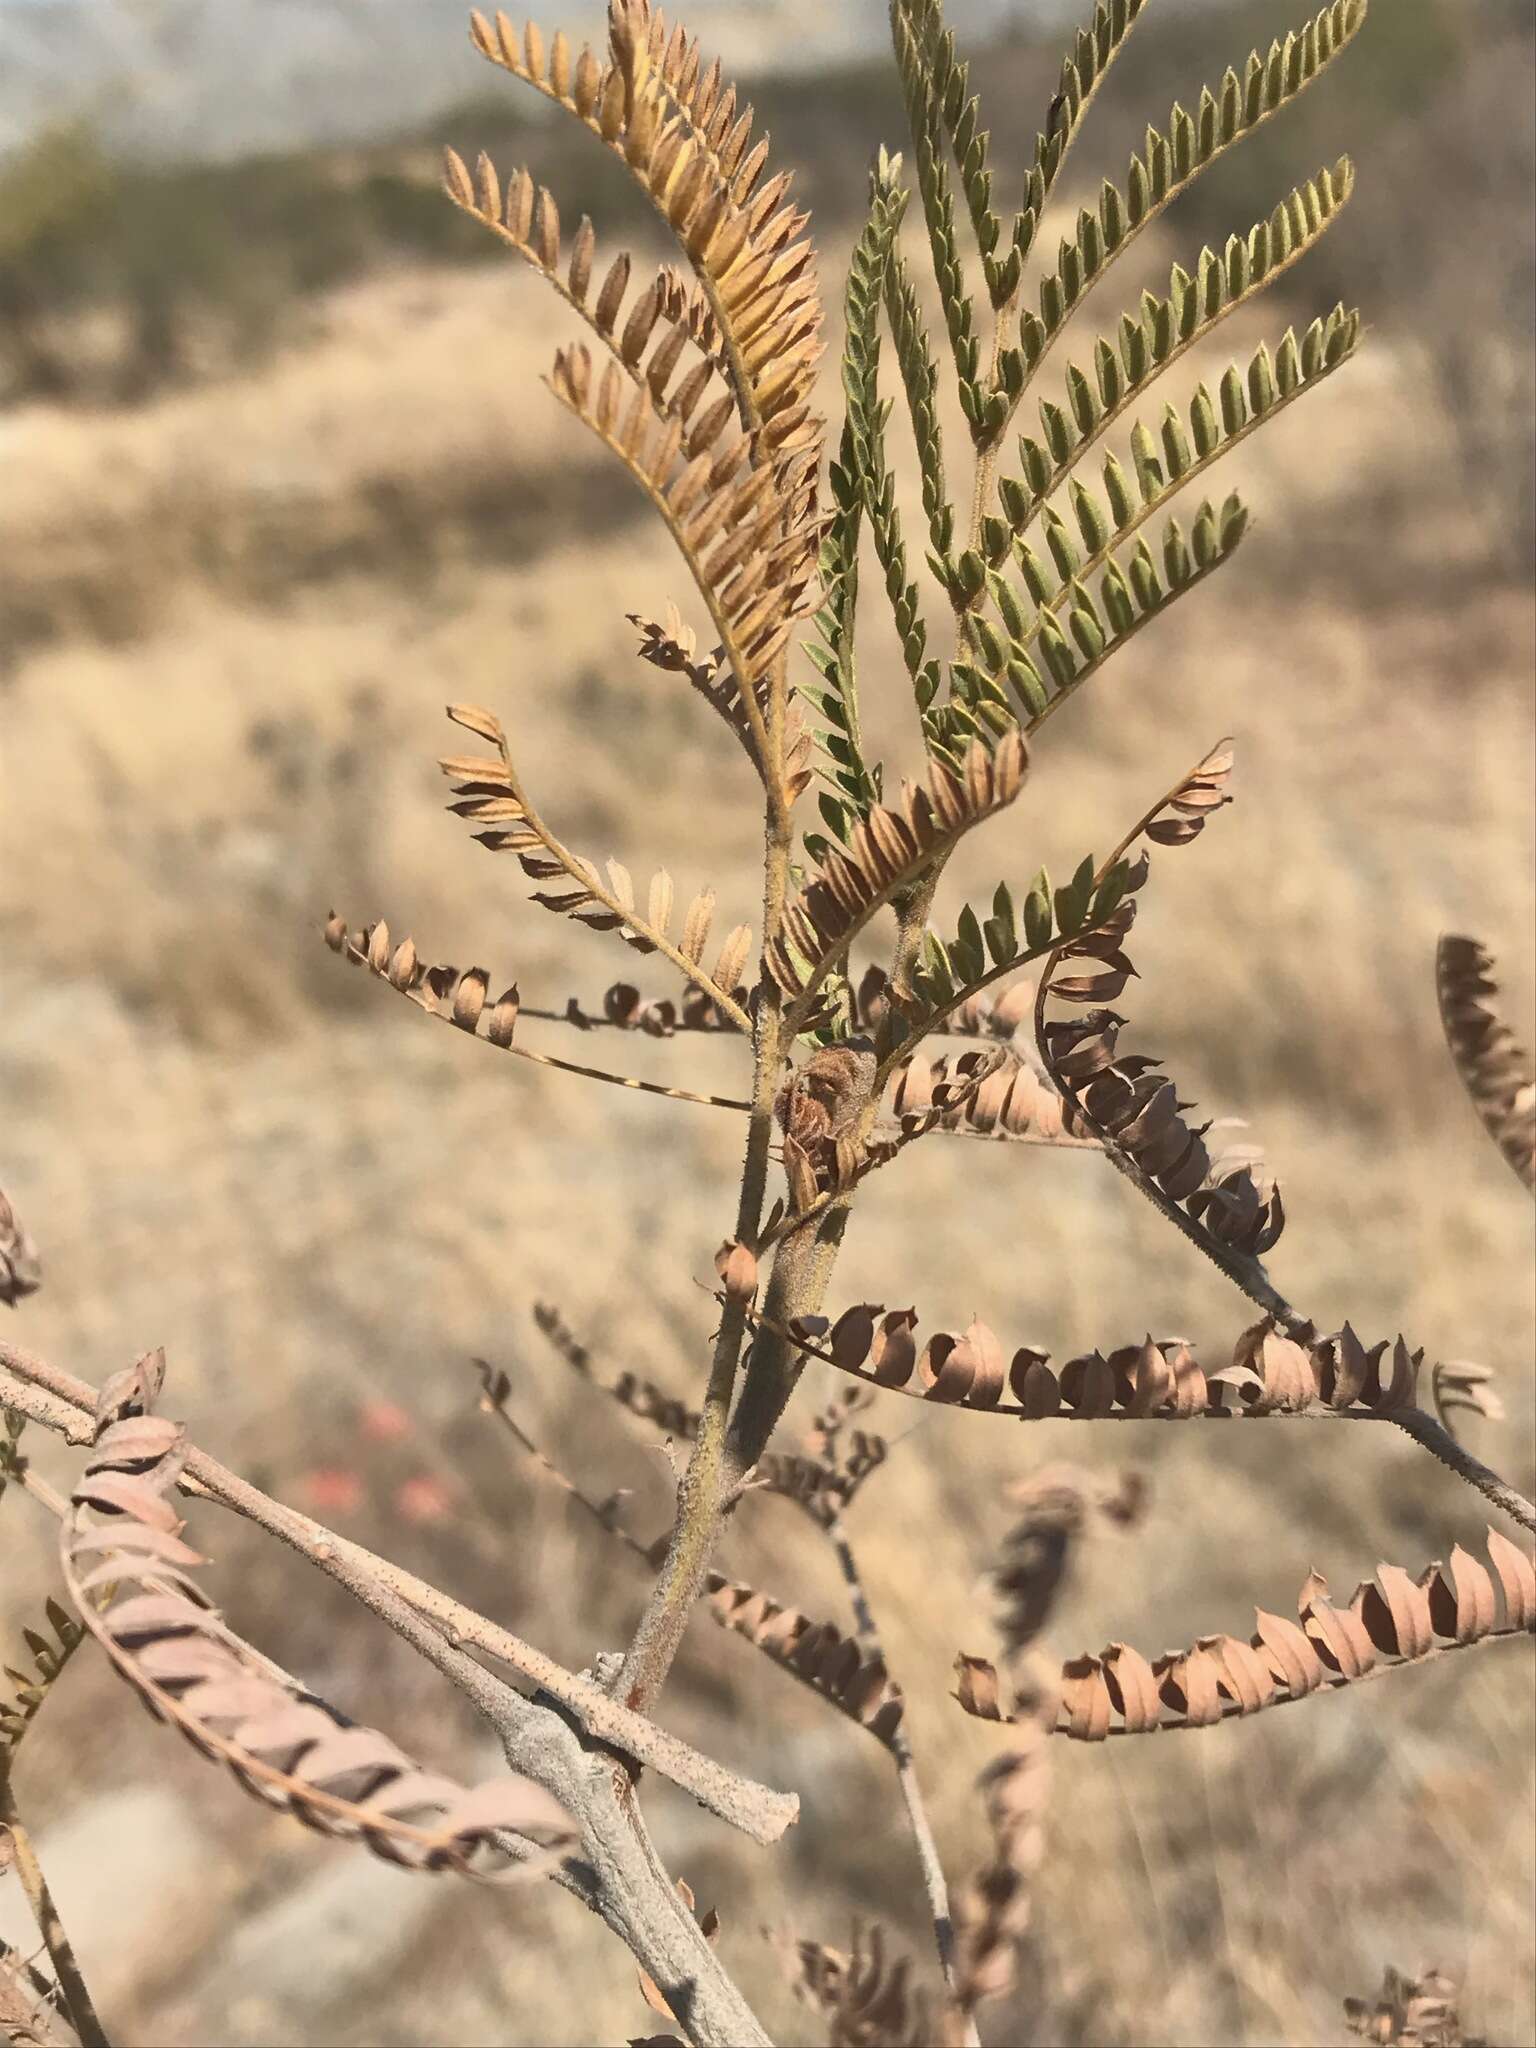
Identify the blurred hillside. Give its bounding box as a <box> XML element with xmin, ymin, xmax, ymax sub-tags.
<box><xmin>0</xmin><ymin>2</ymin><xmax>1532</xmax><ymax>2044</ymax></box>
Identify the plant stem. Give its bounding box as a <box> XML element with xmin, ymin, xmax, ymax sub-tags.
<box><xmin>0</xmin><ymin>1339</ymin><xmax>794</xmax><ymax>1845</ymax></box>
<box><xmin>0</xmin><ymin>1773</ymin><xmax>110</xmax><ymax>2048</ymax></box>
<box><xmin>615</xmin><ymin>805</ymin><xmax>794</xmax><ymax>1715</ymax></box>
<box><xmin>826</xmin><ymin>1516</ymin><xmax>966</xmax><ymax>2021</ymax></box>
<box><xmin>1384</xmin><ymin>1408</ymin><xmax>1536</xmax><ymax>1535</ymax></box>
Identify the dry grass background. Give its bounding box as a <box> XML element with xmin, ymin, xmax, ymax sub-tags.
<box><xmin>1</xmin><ymin>4</ymin><xmax>1533</xmax><ymax>2044</ymax></box>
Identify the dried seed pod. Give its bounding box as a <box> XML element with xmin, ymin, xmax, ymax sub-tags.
<box><xmin>714</xmin><ymin>1239</ymin><xmax>759</xmax><ymax>1303</ymax></box>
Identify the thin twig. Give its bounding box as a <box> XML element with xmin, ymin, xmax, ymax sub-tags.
<box><xmin>1384</xmin><ymin>1407</ymin><xmax>1536</xmax><ymax>1536</ymax></box>
<box><xmin>825</xmin><ymin>1515</ymin><xmax>970</xmax><ymax>2032</ymax></box>
<box><xmin>0</xmin><ymin>1940</ymin><xmax>80</xmax><ymax>2048</ymax></box>
<box><xmin>0</xmin><ymin>1776</ymin><xmax>110</xmax><ymax>2048</ymax></box>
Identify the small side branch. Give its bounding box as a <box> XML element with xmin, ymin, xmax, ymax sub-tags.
<box><xmin>825</xmin><ymin>1516</ymin><xmax>964</xmax><ymax>2019</ymax></box>
<box><xmin>0</xmin><ymin>1774</ymin><xmax>110</xmax><ymax>2048</ymax></box>
<box><xmin>1385</xmin><ymin>1407</ymin><xmax>1536</xmax><ymax>1536</ymax></box>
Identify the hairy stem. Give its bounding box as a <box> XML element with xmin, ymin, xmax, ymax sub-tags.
<box><xmin>615</xmin><ymin>808</ymin><xmax>795</xmax><ymax>1714</ymax></box>
<box><xmin>1385</xmin><ymin>1408</ymin><xmax>1536</xmax><ymax>1535</ymax></box>
<box><xmin>0</xmin><ymin>1773</ymin><xmax>109</xmax><ymax>2048</ymax></box>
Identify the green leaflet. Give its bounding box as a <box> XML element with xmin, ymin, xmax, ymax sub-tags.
<box><xmin>953</xmin><ymin>500</ymin><xmax>1252</xmax><ymax>742</ymax></box>
<box><xmin>803</xmin><ymin>155</ymin><xmax>912</xmax><ymax>843</ymax></box>
<box><xmin>900</xmin><ymin>853</ymin><xmax>1139</xmax><ymax>1042</ymax></box>
<box><xmin>1</xmin><ymin>1598</ymin><xmax>84</xmax><ymax>1762</ymax></box>
<box><xmin>1013</xmin><ymin>0</ymin><xmax>1152</xmax><ymax>272</ymax></box>
<box><xmin>889</xmin><ymin>0</ymin><xmax>985</xmax><ymax>428</ymax></box>
<box><xmin>1004</xmin><ymin>0</ymin><xmax>1365</xmax><ymax>406</ymax></box>
<box><xmin>975</xmin><ymin>306</ymin><xmax>1358</xmax><ymax>676</ymax></box>
<box><xmin>996</xmin><ymin>162</ymin><xmax>1357</xmax><ymax>540</ymax></box>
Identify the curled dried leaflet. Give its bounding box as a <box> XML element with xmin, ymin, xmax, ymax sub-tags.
<box><xmin>1436</xmin><ymin>934</ymin><xmax>1535</xmax><ymax>1192</ymax></box>
<box><xmin>956</xmin><ymin>1527</ymin><xmax>1536</xmax><ymax>1740</ymax></box>
<box><xmin>773</xmin><ymin>1307</ymin><xmax>1424</xmax><ymax>1421</ymax></box>
<box><xmin>62</xmin><ymin>1352</ymin><xmax>576</xmax><ymax>1880</ymax></box>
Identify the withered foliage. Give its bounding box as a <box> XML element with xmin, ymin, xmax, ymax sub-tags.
<box><xmin>956</xmin><ymin>1528</ymin><xmax>1536</xmax><ymax>1741</ymax></box>
<box><xmin>778</xmin><ymin>1309</ymin><xmax>1428</xmax><ymax>1421</ymax></box>
<box><xmin>324</xmin><ymin>911</ymin><xmax>749</xmax><ymax>1113</ymax></box>
<box><xmin>1035</xmin><ymin>743</ymin><xmax>1289</xmax><ymax>1272</ymax></box>
<box><xmin>63</xmin><ymin>1353</ymin><xmax>576</xmax><ymax>1878</ymax></box>
<box><xmin>703</xmin><ymin>1578</ymin><xmax>905</xmax><ymax>1747</ymax></box>
<box><xmin>476</xmin><ymin>1340</ymin><xmax>904</xmax><ymax>1749</ymax></box>
<box><xmin>6</xmin><ymin>0</ymin><xmax>1530</xmax><ymax>2043</ymax></box>
<box><xmin>1431</xmin><ymin>1359</ymin><xmax>1504</xmax><ymax>1443</ymax></box>
<box><xmin>0</xmin><ymin>1183</ymin><xmax>40</xmax><ymax>1308</ymax></box>
<box><xmin>1344</xmin><ymin>1965</ymin><xmax>1485</xmax><ymax>2048</ymax></box>
<box><xmin>777</xmin><ymin>1924</ymin><xmax>934</xmax><ymax>2048</ymax></box>
<box><xmin>454</xmin><ymin>0</ymin><xmax>826</xmax><ymax>751</ymax></box>
<box><xmin>770</xmin><ymin>736</ymin><xmax>1027</xmax><ymax>1007</ymax></box>
<box><xmin>440</xmin><ymin>704</ymin><xmax>753</xmax><ymax>1020</ymax></box>
<box><xmin>528</xmin><ymin>1302</ymin><xmax>886</xmax><ymax>1527</ymax></box>
<box><xmin>882</xmin><ymin>1046</ymin><xmax>1097</xmax><ymax>1150</ymax></box>
<box><xmin>1436</xmin><ymin>934</ymin><xmax>1535</xmax><ymax>1192</ymax></box>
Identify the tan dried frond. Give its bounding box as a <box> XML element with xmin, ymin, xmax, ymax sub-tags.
<box><xmin>775</xmin><ymin>1307</ymin><xmax>1427</xmax><ymax>1421</ymax></box>
<box><xmin>776</xmin><ymin>1923</ymin><xmax>933</xmax><ymax>2048</ymax></box>
<box><xmin>626</xmin><ymin>607</ymin><xmax>817</xmax><ymax>798</ymax></box>
<box><xmin>628</xmin><ymin>606</ymin><xmax>755</xmax><ymax>762</ymax></box>
<box><xmin>993</xmin><ymin>1463</ymin><xmax>1147</xmax><ymax>1657</ymax></box>
<box><xmin>472</xmin><ymin>1346</ymin><xmax>900</xmax><ymax>1734</ymax></box>
<box><xmin>955</xmin><ymin>1527</ymin><xmax>1536</xmax><ymax>1740</ymax></box>
<box><xmin>703</xmin><ymin>1577</ymin><xmax>905</xmax><ymax>1746</ymax></box>
<box><xmin>945</xmin><ymin>1468</ymin><xmax>1143</xmax><ymax>2031</ymax></box>
<box><xmin>546</xmin><ymin>345</ymin><xmax>815</xmax><ymax>760</ymax></box>
<box><xmin>1431</xmin><ymin>1360</ymin><xmax>1504</xmax><ymax>1443</ymax></box>
<box><xmin>945</xmin><ymin>1711</ymin><xmax>1053</xmax><ymax>2035</ymax></box>
<box><xmin>1141</xmin><ymin>737</ymin><xmax>1234</xmax><ymax>845</ymax></box>
<box><xmin>1031</xmin><ymin>741</ymin><xmax>1289</xmax><ymax>1283</ymax></box>
<box><xmin>770</xmin><ymin>732</ymin><xmax>1029</xmax><ymax>1012</ymax></box>
<box><xmin>789</xmin><ymin>1383</ymin><xmax>888</xmax><ymax>1525</ymax></box>
<box><xmin>0</xmin><ymin>1181</ymin><xmax>41</xmax><ymax>1307</ymax></box>
<box><xmin>1041</xmin><ymin>1008</ymin><xmax>1285</xmax><ymax>1258</ymax></box>
<box><xmin>533</xmin><ymin>1300</ymin><xmax>703</xmax><ymax>1443</ymax></box>
<box><xmin>438</xmin><ymin>704</ymin><xmax>753</xmax><ymax>1029</ymax></box>
<box><xmin>1436</xmin><ymin>934</ymin><xmax>1535</xmax><ymax>1191</ymax></box>
<box><xmin>62</xmin><ymin>1353</ymin><xmax>577</xmax><ymax>1878</ymax></box>
<box><xmin>324</xmin><ymin>913</ymin><xmax>749</xmax><ymax>1114</ymax></box>
<box><xmin>855</xmin><ymin>965</ymin><xmax>1036</xmax><ymax>1043</ymax></box>
<box><xmin>1344</xmin><ymin>1964</ymin><xmax>1484</xmax><ymax>2048</ymax></box>
<box><xmin>441</xmin><ymin>150</ymin><xmax>722</xmax><ymax>397</ymax></box>
<box><xmin>467</xmin><ymin>3</ymin><xmax>824</xmax><ymax>455</ymax></box>
<box><xmin>879</xmin><ymin>1047</ymin><xmax>1099</xmax><ymax>1152</ymax></box>
<box><xmin>462</xmin><ymin>3</ymin><xmax>825</xmax><ymax>773</ymax></box>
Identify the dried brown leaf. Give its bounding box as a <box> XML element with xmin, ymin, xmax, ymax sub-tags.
<box><xmin>0</xmin><ymin>1182</ymin><xmax>41</xmax><ymax>1307</ymax></box>
<box><xmin>1436</xmin><ymin>934</ymin><xmax>1535</xmax><ymax>1191</ymax></box>
<box><xmin>956</xmin><ymin>1530</ymin><xmax>1535</xmax><ymax>1740</ymax></box>
<box><xmin>62</xmin><ymin>1370</ymin><xmax>577</xmax><ymax>1878</ymax></box>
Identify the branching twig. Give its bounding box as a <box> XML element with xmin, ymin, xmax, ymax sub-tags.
<box><xmin>0</xmin><ymin>1338</ymin><xmax>796</xmax><ymax>1846</ymax></box>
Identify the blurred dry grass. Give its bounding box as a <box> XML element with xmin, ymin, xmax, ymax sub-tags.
<box><xmin>1</xmin><ymin>6</ymin><xmax>1533</xmax><ymax>2045</ymax></box>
